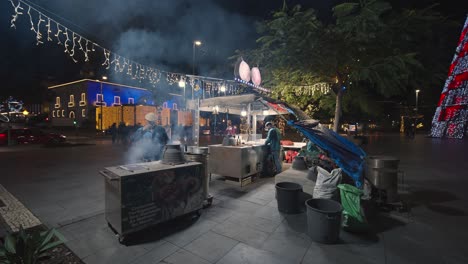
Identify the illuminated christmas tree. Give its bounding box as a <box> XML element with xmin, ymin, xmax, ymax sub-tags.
<box><xmin>431</xmin><ymin>16</ymin><xmax>468</xmax><ymax>139</ymax></box>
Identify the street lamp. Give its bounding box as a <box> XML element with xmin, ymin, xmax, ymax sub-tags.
<box><xmin>179</xmin><ymin>77</ymin><xmax>186</xmax><ymax>107</ymax></box>
<box><xmin>99</xmin><ymin>76</ymin><xmax>107</xmax><ymax>131</ymax></box>
<box><xmin>415</xmin><ymin>89</ymin><xmax>421</xmax><ymax>112</ymax></box>
<box><xmin>192</xmin><ymin>40</ymin><xmax>202</xmax><ymax>76</ymax></box>
<box><xmin>192</xmin><ymin>40</ymin><xmax>202</xmax><ymax>100</ymax></box>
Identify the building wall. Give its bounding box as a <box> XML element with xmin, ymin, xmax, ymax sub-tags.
<box><xmin>49</xmin><ymin>81</ymin><xmax>88</xmax><ymax>126</ymax></box>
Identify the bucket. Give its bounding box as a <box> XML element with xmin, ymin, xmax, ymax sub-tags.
<box><xmin>305</xmin><ymin>198</ymin><xmax>343</xmax><ymax>244</ymax></box>
<box><xmin>275</xmin><ymin>182</ymin><xmax>303</xmax><ymax>214</ymax></box>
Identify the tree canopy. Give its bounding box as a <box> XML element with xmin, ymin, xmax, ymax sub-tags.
<box><xmin>237</xmin><ymin>0</ymin><xmax>457</xmax><ymax>130</ymax></box>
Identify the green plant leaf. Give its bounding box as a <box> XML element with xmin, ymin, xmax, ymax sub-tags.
<box><xmin>4</xmin><ymin>234</ymin><xmax>16</xmax><ymax>254</ymax></box>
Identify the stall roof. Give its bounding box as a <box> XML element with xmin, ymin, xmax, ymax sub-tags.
<box><xmin>188</xmin><ymin>94</ymin><xmax>291</xmax><ymax>116</ymax></box>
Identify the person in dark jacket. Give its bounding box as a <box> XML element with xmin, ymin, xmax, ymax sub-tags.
<box><xmin>131</xmin><ymin>112</ymin><xmax>169</xmax><ymax>161</ymax></box>
<box><xmin>265</xmin><ymin>121</ymin><xmax>282</xmax><ymax>174</ymax></box>
<box><xmin>110</xmin><ymin>123</ymin><xmax>117</xmax><ymax>144</ymax></box>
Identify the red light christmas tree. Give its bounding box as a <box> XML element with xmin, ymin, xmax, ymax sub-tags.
<box><xmin>431</xmin><ymin>16</ymin><xmax>468</xmax><ymax>139</ymax></box>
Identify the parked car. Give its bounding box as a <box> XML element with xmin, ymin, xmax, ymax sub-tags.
<box><xmin>0</xmin><ymin>128</ymin><xmax>66</xmax><ymax>145</ymax></box>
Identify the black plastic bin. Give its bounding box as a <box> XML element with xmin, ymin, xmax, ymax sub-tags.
<box><xmin>305</xmin><ymin>198</ymin><xmax>343</xmax><ymax>244</ymax></box>
<box><xmin>276</xmin><ymin>182</ymin><xmax>303</xmax><ymax>214</ymax></box>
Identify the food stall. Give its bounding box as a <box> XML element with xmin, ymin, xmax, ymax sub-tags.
<box><xmin>188</xmin><ymin>94</ymin><xmax>290</xmax><ymax>185</ymax></box>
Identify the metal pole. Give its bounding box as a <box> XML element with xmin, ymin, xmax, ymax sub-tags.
<box><xmin>415</xmin><ymin>90</ymin><xmax>420</xmax><ymax>113</ymax></box>
<box><xmin>192</xmin><ymin>42</ymin><xmax>195</xmax><ymax>76</ymax></box>
<box><xmin>100</xmin><ymin>81</ymin><xmax>103</xmax><ymax>131</ymax></box>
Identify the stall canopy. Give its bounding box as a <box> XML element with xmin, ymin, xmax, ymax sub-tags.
<box><xmin>188</xmin><ymin>94</ymin><xmax>290</xmax><ymax>116</ymax></box>
<box><xmin>287</xmin><ymin>119</ymin><xmax>366</xmax><ymax>187</ymax></box>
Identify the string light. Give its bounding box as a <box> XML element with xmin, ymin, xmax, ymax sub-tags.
<box><xmin>9</xmin><ymin>0</ymin><xmax>24</xmax><ymax>29</ymax></box>
<box><xmin>54</xmin><ymin>23</ymin><xmax>62</xmax><ymax>45</ymax></box>
<box><xmin>102</xmin><ymin>49</ymin><xmax>110</xmax><ymax>69</ymax></box>
<box><xmin>46</xmin><ymin>18</ymin><xmax>52</xmax><ymax>41</ymax></box>
<box><xmin>8</xmin><ymin>0</ymin><xmax>269</xmax><ymax>94</ymax></box>
<box><xmin>69</xmin><ymin>32</ymin><xmax>78</xmax><ymax>62</ymax></box>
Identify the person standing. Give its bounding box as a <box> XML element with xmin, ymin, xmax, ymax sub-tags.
<box><xmin>265</xmin><ymin>121</ymin><xmax>282</xmax><ymax>174</ymax></box>
<box><xmin>110</xmin><ymin>123</ymin><xmax>117</xmax><ymax>144</ymax></box>
<box><xmin>131</xmin><ymin>113</ymin><xmax>169</xmax><ymax>161</ymax></box>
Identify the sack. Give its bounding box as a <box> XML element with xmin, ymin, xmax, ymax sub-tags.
<box><xmin>337</xmin><ymin>184</ymin><xmax>368</xmax><ymax>232</ymax></box>
<box><xmin>313</xmin><ymin>166</ymin><xmax>342</xmax><ymax>200</ymax></box>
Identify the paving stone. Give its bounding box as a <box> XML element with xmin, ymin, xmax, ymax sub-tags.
<box><xmin>165</xmin><ymin>218</ymin><xmax>217</xmax><ymax>247</ymax></box>
<box><xmin>82</xmin><ymin>244</ymin><xmax>148</xmax><ymax>264</ymax></box>
<box><xmin>211</xmin><ymin>219</ymin><xmax>270</xmax><ymax>248</ymax></box>
<box><xmin>130</xmin><ymin>241</ymin><xmax>179</xmax><ymax>264</ymax></box>
<box><xmin>216</xmin><ymin>243</ymin><xmax>295</xmax><ymax>264</ymax></box>
<box><xmin>217</xmin><ymin>199</ymin><xmax>263</xmax><ymax>215</ymax></box>
<box><xmin>160</xmin><ymin>249</ymin><xmax>210</xmax><ymax>264</ymax></box>
<box><xmin>200</xmin><ymin>206</ymin><xmax>235</xmax><ymax>224</ymax></box>
<box><xmin>261</xmin><ymin>231</ymin><xmax>311</xmax><ymax>263</ymax></box>
<box><xmin>65</xmin><ymin>228</ymin><xmax>122</xmax><ymax>258</ymax></box>
<box><xmin>227</xmin><ymin>212</ymin><xmax>281</xmax><ymax>233</ymax></box>
<box><xmin>184</xmin><ymin>231</ymin><xmax>238</xmax><ymax>263</ymax></box>
<box><xmin>253</xmin><ymin>205</ymin><xmax>285</xmax><ymax>223</ymax></box>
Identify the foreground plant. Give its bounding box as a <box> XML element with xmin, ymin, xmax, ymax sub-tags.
<box><xmin>0</xmin><ymin>226</ymin><xmax>65</xmax><ymax>264</ymax></box>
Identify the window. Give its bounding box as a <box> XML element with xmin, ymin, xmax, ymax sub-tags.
<box><xmin>173</xmin><ymin>103</ymin><xmax>178</xmax><ymax>110</ymax></box>
<box><xmin>54</xmin><ymin>97</ymin><xmax>61</xmax><ymax>108</ymax></box>
<box><xmin>61</xmin><ymin>110</ymin><xmax>65</xmax><ymax>117</ymax></box>
<box><xmin>56</xmin><ymin>110</ymin><xmax>60</xmax><ymax>117</ymax></box>
<box><xmin>68</xmin><ymin>94</ymin><xmax>75</xmax><ymax>107</ymax></box>
<box><xmin>69</xmin><ymin>111</ymin><xmax>75</xmax><ymax>119</ymax></box>
<box><xmin>128</xmin><ymin>98</ymin><xmax>134</xmax><ymax>104</ymax></box>
<box><xmin>96</xmin><ymin>94</ymin><xmax>106</xmax><ymax>106</ymax></box>
<box><xmin>163</xmin><ymin>102</ymin><xmax>168</xmax><ymax>108</ymax></box>
<box><xmin>52</xmin><ymin>110</ymin><xmax>55</xmax><ymax>117</ymax></box>
<box><xmin>112</xmin><ymin>96</ymin><xmax>121</xmax><ymax>106</ymax></box>
<box><xmin>82</xmin><ymin>109</ymin><xmax>86</xmax><ymax>117</ymax></box>
<box><xmin>79</xmin><ymin>93</ymin><xmax>86</xmax><ymax>106</ymax></box>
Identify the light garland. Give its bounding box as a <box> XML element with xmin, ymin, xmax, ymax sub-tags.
<box><xmin>9</xmin><ymin>0</ymin><xmax>23</xmax><ymax>29</ymax></box>
<box><xmin>7</xmin><ymin>0</ymin><xmax>272</xmax><ymax>93</ymax></box>
<box><xmin>234</xmin><ymin>77</ymin><xmax>271</xmax><ymax>93</ymax></box>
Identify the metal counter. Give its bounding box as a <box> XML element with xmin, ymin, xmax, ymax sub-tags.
<box><xmin>101</xmin><ymin>161</ymin><xmax>203</xmax><ymax>242</ymax></box>
<box><xmin>208</xmin><ymin>144</ymin><xmax>265</xmax><ymax>185</ymax></box>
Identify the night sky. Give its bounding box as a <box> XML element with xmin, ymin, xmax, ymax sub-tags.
<box><xmin>0</xmin><ymin>0</ymin><xmax>466</xmax><ymax>104</ymax></box>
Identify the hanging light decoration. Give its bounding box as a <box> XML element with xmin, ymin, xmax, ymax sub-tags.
<box><xmin>251</xmin><ymin>67</ymin><xmax>261</xmax><ymax>86</ymax></box>
<box><xmin>241</xmin><ymin>108</ymin><xmax>247</xmax><ymax>116</ymax></box>
<box><xmin>239</xmin><ymin>60</ymin><xmax>251</xmax><ymax>82</ymax></box>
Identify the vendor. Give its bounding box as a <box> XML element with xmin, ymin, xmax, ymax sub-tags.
<box><xmin>225</xmin><ymin>120</ymin><xmax>237</xmax><ymax>136</ymax></box>
<box><xmin>265</xmin><ymin>121</ymin><xmax>282</xmax><ymax>174</ymax></box>
<box><xmin>131</xmin><ymin>112</ymin><xmax>169</xmax><ymax>161</ymax></box>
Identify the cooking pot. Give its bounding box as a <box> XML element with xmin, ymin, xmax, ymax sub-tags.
<box><xmin>193</xmin><ymin>147</ymin><xmax>209</xmax><ymax>155</ymax></box>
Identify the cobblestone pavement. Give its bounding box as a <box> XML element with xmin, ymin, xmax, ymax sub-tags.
<box><xmin>0</xmin><ymin>184</ymin><xmax>41</xmax><ymax>232</ymax></box>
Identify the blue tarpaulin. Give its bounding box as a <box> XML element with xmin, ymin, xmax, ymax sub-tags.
<box><xmin>287</xmin><ymin>119</ymin><xmax>366</xmax><ymax>188</ymax></box>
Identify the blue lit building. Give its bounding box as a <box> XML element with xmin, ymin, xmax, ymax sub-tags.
<box><xmin>48</xmin><ymin>79</ymin><xmax>154</xmax><ymax>127</ymax></box>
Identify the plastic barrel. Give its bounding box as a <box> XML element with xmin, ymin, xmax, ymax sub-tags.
<box><xmin>275</xmin><ymin>182</ymin><xmax>303</xmax><ymax>214</ymax></box>
<box><xmin>305</xmin><ymin>198</ymin><xmax>343</xmax><ymax>244</ymax></box>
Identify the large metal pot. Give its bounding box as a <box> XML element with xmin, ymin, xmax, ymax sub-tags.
<box><xmin>193</xmin><ymin>147</ymin><xmax>209</xmax><ymax>155</ymax></box>
<box><xmin>367</xmin><ymin>168</ymin><xmax>398</xmax><ymax>190</ymax></box>
<box><xmin>366</xmin><ymin>156</ymin><xmax>399</xmax><ymax>169</ymax></box>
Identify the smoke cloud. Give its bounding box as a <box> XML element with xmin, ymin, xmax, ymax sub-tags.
<box><xmin>32</xmin><ymin>0</ymin><xmax>258</xmax><ymax>77</ymax></box>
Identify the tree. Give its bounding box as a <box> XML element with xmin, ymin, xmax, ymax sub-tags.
<box><xmin>239</xmin><ymin>0</ymin><xmax>453</xmax><ymax>131</ymax></box>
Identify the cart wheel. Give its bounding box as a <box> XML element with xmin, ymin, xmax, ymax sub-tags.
<box><xmin>118</xmin><ymin>235</ymin><xmax>127</xmax><ymax>245</ymax></box>
<box><xmin>203</xmin><ymin>196</ymin><xmax>213</xmax><ymax>208</ymax></box>
<box><xmin>195</xmin><ymin>209</ymin><xmax>202</xmax><ymax>217</ymax></box>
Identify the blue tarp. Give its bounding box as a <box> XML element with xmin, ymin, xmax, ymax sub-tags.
<box><xmin>287</xmin><ymin>119</ymin><xmax>366</xmax><ymax>188</ymax></box>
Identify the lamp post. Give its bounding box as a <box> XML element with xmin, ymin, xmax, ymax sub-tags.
<box><xmin>192</xmin><ymin>40</ymin><xmax>202</xmax><ymax>99</ymax></box>
<box><xmin>415</xmin><ymin>89</ymin><xmax>420</xmax><ymax>113</ymax></box>
<box><xmin>178</xmin><ymin>78</ymin><xmax>186</xmax><ymax>106</ymax></box>
<box><xmin>99</xmin><ymin>76</ymin><xmax>107</xmax><ymax>132</ymax></box>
